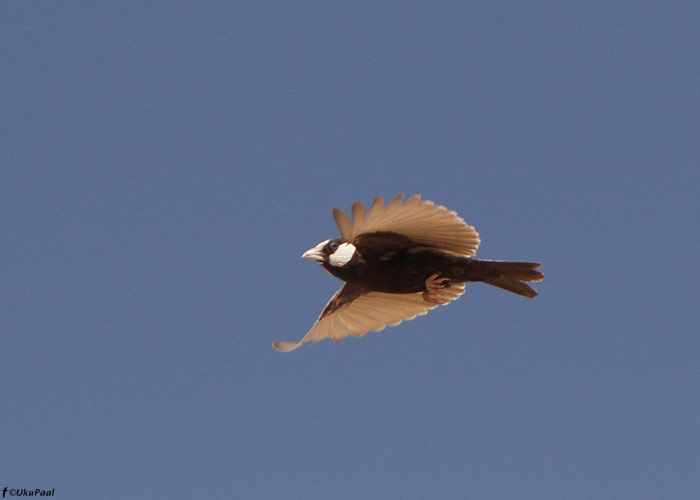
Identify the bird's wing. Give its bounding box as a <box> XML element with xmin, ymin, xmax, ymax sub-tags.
<box><xmin>332</xmin><ymin>194</ymin><xmax>480</xmax><ymax>256</ymax></box>
<box><xmin>273</xmin><ymin>281</ymin><xmax>465</xmax><ymax>352</ymax></box>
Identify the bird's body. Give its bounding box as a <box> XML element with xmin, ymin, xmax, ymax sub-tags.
<box><xmin>320</xmin><ymin>232</ymin><xmax>497</xmax><ymax>293</ymax></box>
<box><xmin>273</xmin><ymin>195</ymin><xmax>544</xmax><ymax>352</ymax></box>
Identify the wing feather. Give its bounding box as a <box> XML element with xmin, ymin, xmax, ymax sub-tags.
<box><xmin>272</xmin><ymin>282</ymin><xmax>466</xmax><ymax>352</ymax></box>
<box><xmin>368</xmin><ymin>196</ymin><xmax>385</xmax><ymax>216</ymax></box>
<box><xmin>332</xmin><ymin>207</ymin><xmax>353</xmax><ymax>241</ymax></box>
<box><xmin>333</xmin><ymin>194</ymin><xmax>480</xmax><ymax>256</ymax></box>
<box><xmin>351</xmin><ymin>201</ymin><xmax>366</xmax><ymax>226</ymax></box>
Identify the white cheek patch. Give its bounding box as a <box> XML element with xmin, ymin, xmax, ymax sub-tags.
<box><xmin>329</xmin><ymin>243</ymin><xmax>357</xmax><ymax>267</ymax></box>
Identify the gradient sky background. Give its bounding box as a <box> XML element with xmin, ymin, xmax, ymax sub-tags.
<box><xmin>2</xmin><ymin>2</ymin><xmax>699</xmax><ymax>499</ymax></box>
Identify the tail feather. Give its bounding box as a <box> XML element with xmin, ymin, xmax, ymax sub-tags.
<box><xmin>484</xmin><ymin>278</ymin><xmax>539</xmax><ymax>298</ymax></box>
<box><xmin>478</xmin><ymin>260</ymin><xmax>544</xmax><ymax>298</ymax></box>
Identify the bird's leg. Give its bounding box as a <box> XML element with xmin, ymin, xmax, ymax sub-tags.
<box><xmin>423</xmin><ymin>273</ymin><xmax>453</xmax><ymax>304</ymax></box>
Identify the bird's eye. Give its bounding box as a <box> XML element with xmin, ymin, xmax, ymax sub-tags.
<box><xmin>327</xmin><ymin>240</ymin><xmax>340</xmax><ymax>252</ymax></box>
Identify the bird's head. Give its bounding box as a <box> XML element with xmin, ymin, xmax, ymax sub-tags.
<box><xmin>302</xmin><ymin>238</ymin><xmax>358</xmax><ymax>267</ymax></box>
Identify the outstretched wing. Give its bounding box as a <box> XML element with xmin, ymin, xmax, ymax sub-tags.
<box><xmin>273</xmin><ymin>281</ymin><xmax>466</xmax><ymax>352</ymax></box>
<box><xmin>332</xmin><ymin>194</ymin><xmax>480</xmax><ymax>256</ymax></box>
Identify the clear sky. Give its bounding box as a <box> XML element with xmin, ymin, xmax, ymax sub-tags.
<box><xmin>2</xmin><ymin>2</ymin><xmax>698</xmax><ymax>499</ymax></box>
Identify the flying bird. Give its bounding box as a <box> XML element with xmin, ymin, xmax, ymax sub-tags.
<box><xmin>273</xmin><ymin>194</ymin><xmax>543</xmax><ymax>352</ymax></box>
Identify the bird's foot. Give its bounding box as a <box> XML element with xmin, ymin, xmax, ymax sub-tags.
<box><xmin>423</xmin><ymin>273</ymin><xmax>453</xmax><ymax>304</ymax></box>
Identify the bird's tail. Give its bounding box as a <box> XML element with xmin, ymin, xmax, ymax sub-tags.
<box><xmin>477</xmin><ymin>260</ymin><xmax>544</xmax><ymax>298</ymax></box>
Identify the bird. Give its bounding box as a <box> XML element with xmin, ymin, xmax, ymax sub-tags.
<box><xmin>273</xmin><ymin>194</ymin><xmax>543</xmax><ymax>352</ymax></box>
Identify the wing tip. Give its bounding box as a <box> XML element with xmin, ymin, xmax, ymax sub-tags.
<box><xmin>406</xmin><ymin>194</ymin><xmax>422</xmax><ymax>204</ymax></box>
<box><xmin>272</xmin><ymin>340</ymin><xmax>303</xmax><ymax>352</ymax></box>
<box><xmin>332</xmin><ymin>207</ymin><xmax>352</xmax><ymax>239</ymax></box>
<box><xmin>370</xmin><ymin>196</ymin><xmax>385</xmax><ymax>211</ymax></box>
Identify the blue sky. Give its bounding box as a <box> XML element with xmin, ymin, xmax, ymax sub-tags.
<box><xmin>2</xmin><ymin>2</ymin><xmax>698</xmax><ymax>499</ymax></box>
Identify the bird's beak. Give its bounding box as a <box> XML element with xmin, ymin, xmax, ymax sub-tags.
<box><xmin>302</xmin><ymin>247</ymin><xmax>325</xmax><ymax>262</ymax></box>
